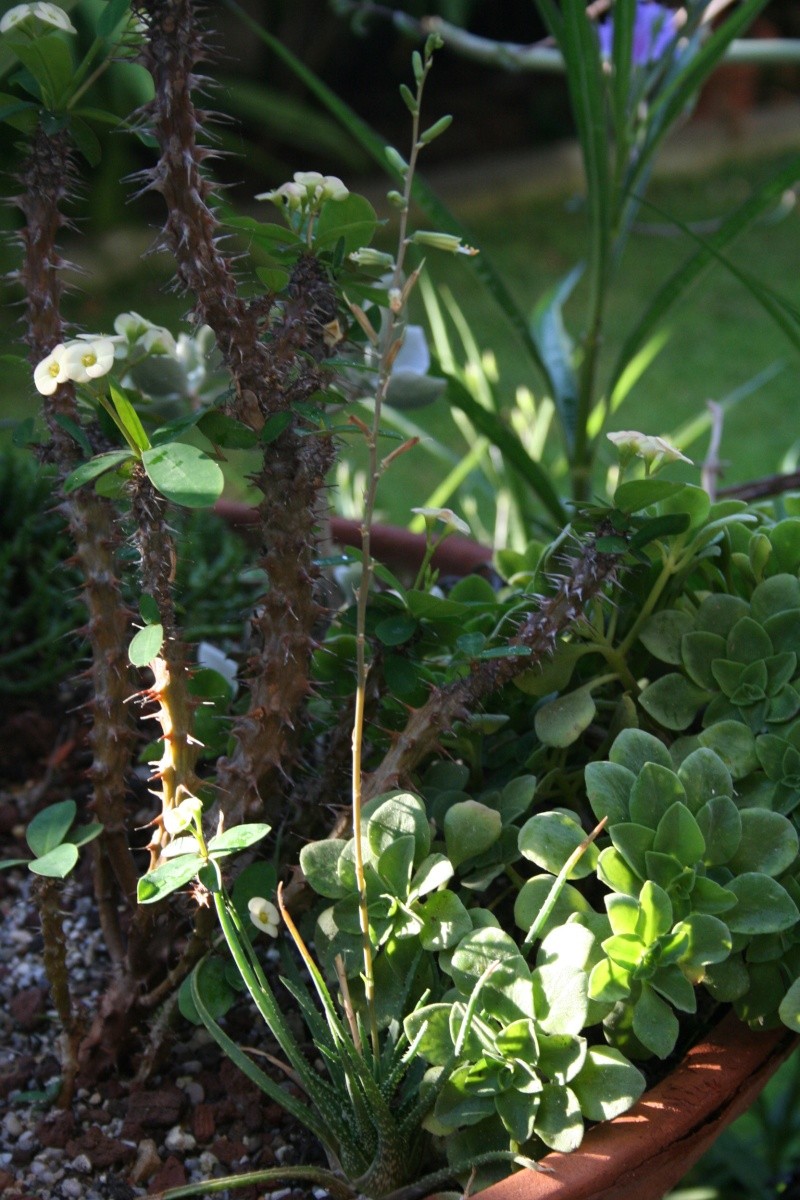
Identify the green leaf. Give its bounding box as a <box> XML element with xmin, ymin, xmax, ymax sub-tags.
<box><xmin>519</xmin><ymin>811</ymin><xmax>598</xmax><ymax>879</ymax></box>
<box><xmin>628</xmin><ymin>763</ymin><xmax>686</xmax><ymax>830</ymax></box>
<box><xmin>535</xmin><ymin>685</ymin><xmax>596</xmax><ymax>749</ymax></box>
<box><xmin>375</xmin><ymin>614</ymin><xmax>418</xmax><ymax>647</ymax></box>
<box><xmin>11</xmin><ymin>33</ymin><xmax>74</xmax><ymax>108</ymax></box>
<box><xmin>530</xmin><ymin>265</ymin><xmax>582</xmax><ymax>454</ymax></box>
<box><xmin>585</xmin><ymin>761</ymin><xmax>635</xmax><ymax>826</ymax></box>
<box><xmin>609</xmin><ymin>728</ymin><xmax>672</xmax><ymax>774</ymax></box>
<box><xmin>367</xmin><ymin>792</ymin><xmax>430</xmax><ymax>862</ymax></box>
<box><xmin>778</xmin><ymin>976</ymin><xmax>800</xmax><ymax>1033</ymax></box>
<box><xmin>609</xmin><ymin>823</ymin><xmax>653</xmax><ymax>879</ymax></box>
<box><xmin>677</xmin><ymin>748</ymin><xmax>734</xmax><ymax>813</ymax></box>
<box><xmin>29</xmin><ymin>843</ymin><xmax>79</xmax><ymax>878</ymax></box>
<box><xmin>67</xmin><ymin>822</ymin><xmax>103</xmax><ymax>848</ymax></box>
<box><xmin>68</xmin><ymin>115</ymin><xmax>101</xmax><ymax>166</ymax></box>
<box><xmin>27</xmin><ymin>800</ymin><xmax>76</xmax><ymax>858</ymax></box>
<box><xmin>255</xmin><ymin>264</ymin><xmax>290</xmax><ymax>292</ymax></box>
<box><xmin>139</xmin><ymin>594</ymin><xmax>161</xmax><ymax>625</ymax></box>
<box><xmin>419</xmin><ymin>891</ymin><xmax>472</xmax><ymax>951</ymax></box>
<box><xmin>315</xmin><ymin>193</ymin><xmax>377</xmax><ymax>255</ymax></box>
<box><xmin>698</xmin><ymin>721</ymin><xmax>758</xmax><ymax>780</ymax></box>
<box><xmin>514</xmin><ymin>875</ymin><xmax>592</xmax><ymax>940</ymax></box>
<box><xmin>108</xmin><ymin>382</ymin><xmax>150</xmax><ymax>452</ymax></box>
<box><xmin>596</xmin><ymin>846</ymin><xmax>640</xmax><ymax>897</ymax></box>
<box><xmin>674</xmin><ymin>913</ymin><xmax>732</xmax><ymax>970</ymax></box>
<box><xmin>444</xmin><ymin>801</ymin><xmax>502</xmax><ymax>869</ymax></box>
<box><xmin>137</xmin><ymin>854</ymin><xmax>204</xmax><ymax>903</ymax></box>
<box><xmin>299</xmin><ymin>839</ymin><xmax>349</xmax><ymax>900</ymax></box>
<box><xmin>404</xmin><ymin>1004</ymin><xmax>455</xmax><ymax>1067</ymax></box>
<box><xmin>231</xmin><ymin>861</ymin><xmax>278</xmax><ymax>929</ymax></box>
<box><xmin>728</xmin><ymin>810</ymin><xmax>798</xmax><ymax>877</ymax></box>
<box><xmin>197</xmin><ymin>410</ymin><xmax>259</xmax><ymax>449</ymax></box>
<box><xmin>63</xmin><ymin>450</ymin><xmax>132</xmax><ymax>494</ymax></box>
<box><xmin>97</xmin><ymin>0</ymin><xmax>131</xmax><ymax>37</ymax></box>
<box><xmin>632</xmin><ymin>982</ymin><xmax>679</xmax><ymax>1058</ymax></box>
<box><xmin>639</xmin><ymin>609</ymin><xmax>694</xmax><ymax>665</ymax></box>
<box><xmin>726</xmin><ymin>873</ymin><xmax>799</xmax><ymax>934</ymax></box>
<box><xmin>533</xmin><ymin>1082</ymin><xmax>583</xmax><ymax>1152</ymax></box>
<box><xmin>141</xmin><ymin>442</ymin><xmax>224</xmax><ymax>508</ymax></box>
<box><xmin>179</xmin><ymin>956</ymin><xmax>236</xmax><ymax>1025</ymax></box>
<box><xmin>128</xmin><ymin>623</ymin><xmax>164</xmax><ymax>667</ymax></box>
<box><xmin>639</xmin><ymin>673</ymin><xmax>708</xmax><ymax>732</ymax></box>
<box><xmin>207</xmin><ymin>823</ymin><xmax>271</xmax><ymax>857</ymax></box>
<box><xmin>614</xmin><ymin>479</ymin><xmax>685</xmax><ymax>514</ymax></box>
<box><xmin>695</xmin><ymin>796</ymin><xmax>742</xmax><ymax>866</ymax></box>
<box><xmin>653</xmin><ymin>803</ymin><xmax>705</xmax><ymax>867</ymax></box>
<box><xmin>572</xmin><ymin>1046</ymin><xmax>645</xmax><ymax>1121</ymax></box>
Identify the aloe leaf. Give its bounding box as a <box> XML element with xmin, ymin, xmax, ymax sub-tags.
<box><xmin>444</xmin><ymin>375</ymin><xmax>567</xmax><ymax>528</ymax></box>
<box><xmin>608</xmin><ymin>156</ymin><xmax>800</xmax><ymax>402</ymax></box>
<box><xmin>531</xmin><ymin>265</ymin><xmax>583</xmax><ymax>456</ymax></box>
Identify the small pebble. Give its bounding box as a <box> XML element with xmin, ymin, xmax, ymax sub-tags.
<box><xmin>61</xmin><ymin>1180</ymin><xmax>83</xmax><ymax>1199</ymax></box>
<box><xmin>2</xmin><ymin>1113</ymin><xmax>23</xmax><ymax>1138</ymax></box>
<box><xmin>70</xmin><ymin>1153</ymin><xmax>92</xmax><ymax>1174</ymax></box>
<box><xmin>198</xmin><ymin>1150</ymin><xmax>218</xmax><ymax>1173</ymax></box>
<box><xmin>165</xmin><ymin>1126</ymin><xmax>196</xmax><ymax>1152</ymax></box>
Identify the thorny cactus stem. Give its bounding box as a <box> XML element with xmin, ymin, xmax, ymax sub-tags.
<box><xmin>141</xmin><ymin>656</ymin><xmax>203</xmax><ymax>866</ymax></box>
<box><xmin>13</xmin><ymin>126</ymin><xmax>137</xmax><ymax>953</ymax></box>
<box><xmin>32</xmin><ymin>876</ymin><xmax>81</xmax><ymax>1107</ymax></box>
<box><xmin>362</xmin><ymin>533</ymin><xmax>625</xmax><ymax>804</ymax></box>
<box><xmin>134</xmin><ymin>0</ymin><xmax>339</xmax><ymax>822</ymax></box>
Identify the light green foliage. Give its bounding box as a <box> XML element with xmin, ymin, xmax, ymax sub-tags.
<box><xmin>0</xmin><ymin>799</ymin><xmax>102</xmax><ymax>879</ymax></box>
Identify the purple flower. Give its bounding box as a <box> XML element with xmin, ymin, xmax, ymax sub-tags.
<box><xmin>597</xmin><ymin>2</ymin><xmax>678</xmax><ymax>66</ymax></box>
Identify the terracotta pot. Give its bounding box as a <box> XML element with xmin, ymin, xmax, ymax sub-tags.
<box><xmin>449</xmin><ymin>1012</ymin><xmax>797</xmax><ymax>1200</ymax></box>
<box><xmin>214</xmin><ymin>499</ymin><xmax>493</xmax><ymax>579</ymax></box>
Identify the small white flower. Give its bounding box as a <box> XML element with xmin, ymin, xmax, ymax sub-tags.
<box><xmin>320</xmin><ymin>175</ymin><xmax>349</xmax><ymax>201</ymax></box>
<box><xmin>0</xmin><ymin>3</ymin><xmax>76</xmax><ymax>33</ymax></box>
<box><xmin>139</xmin><ymin>326</ymin><xmax>178</xmax><ymax>357</ymax></box>
<box><xmin>197</xmin><ymin>641</ymin><xmax>238</xmax><ymax>697</ymax></box>
<box><xmin>163</xmin><ymin>793</ymin><xmax>203</xmax><ymax>836</ymax></box>
<box><xmin>33</xmin><ymin>343</ymin><xmax>68</xmax><ymax>395</ymax></box>
<box><xmin>608</xmin><ymin>430</ymin><xmax>692</xmax><ymax>466</ymax></box>
<box><xmin>255</xmin><ymin>180</ymin><xmax>305</xmax><ymax>209</ymax></box>
<box><xmin>411</xmin><ymin>506</ymin><xmax>471</xmax><ymax>537</ymax></box>
<box><xmin>114</xmin><ymin>311</ymin><xmax>153</xmax><ymax>341</ymax></box>
<box><xmin>248</xmin><ymin>896</ymin><xmax>280</xmax><ymax>937</ymax></box>
<box><xmin>293</xmin><ymin>170</ymin><xmax>324</xmax><ymax>192</ymax></box>
<box><xmin>393</xmin><ymin>325</ymin><xmax>430</xmax><ymax>377</ymax></box>
<box><xmin>61</xmin><ymin>337</ymin><xmax>116</xmax><ymax>383</ymax></box>
<box><xmin>349</xmin><ymin>247</ymin><xmax>395</xmax><ymax>270</ymax></box>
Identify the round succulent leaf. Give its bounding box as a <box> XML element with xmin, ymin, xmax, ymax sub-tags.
<box><xmin>653</xmin><ymin>803</ymin><xmax>705</xmax><ymax>867</ymax></box>
<box><xmin>638</xmin><ymin>609</ymin><xmax>694</xmax><ymax>665</ymax></box>
<box><xmin>434</xmin><ymin>1070</ymin><xmax>497</xmax><ymax>1131</ymax></box>
<box><xmin>613</xmin><ymin>478</ymin><xmax>685</xmax><ymax>513</ymax></box>
<box><xmin>597</xmin><ymin>846</ymin><xmax>640</xmax><ymax>897</ymax></box>
<box><xmin>765</xmin><ymin>651</ymin><xmax>798</xmax><ymax>694</ymax></box>
<box><xmin>609</xmin><ymin>823</ymin><xmax>653</xmax><ymax>879</ymax></box>
<box><xmin>404</xmin><ymin>1003</ymin><xmax>455</xmax><ymax>1065</ymax></box>
<box><xmin>629</xmin><ymin>763</ymin><xmax>687</xmax><ymax>829</ymax></box>
<box><xmin>299</xmin><ymin>838</ymin><xmax>350</xmax><ymax>899</ymax></box>
<box><xmin>778</xmin><ymin>975</ymin><xmax>800</xmax><ymax>1032</ymax></box>
<box><xmin>632</xmin><ymin>982</ymin><xmax>679</xmax><ymax>1058</ymax></box>
<box><xmin>698</xmin><ymin>721</ymin><xmax>758</xmax><ymax>780</ymax></box>
<box><xmin>494</xmin><ymin>1087</ymin><xmax>539</xmax><ymax>1144</ymax></box>
<box><xmin>377</xmin><ymin>834</ymin><xmax>416</xmax><ymax>896</ymax></box>
<box><xmin>712</xmin><ymin>659</ymin><xmax>768</xmax><ymax>707</ymax></box>
<box><xmin>728</xmin><ymin>809</ymin><xmax>799</xmax><ymax>877</ymax></box>
<box><xmin>207</xmin><ymin>823</ymin><xmax>271</xmax><ymax>858</ymax></box>
<box><xmin>677</xmin><ymin>748</ymin><xmax>734</xmax><ymax>813</ymax></box>
<box><xmin>726</xmin><ymin>617</ymin><xmax>772</xmax><ymax>665</ymax></box>
<box><xmin>179</xmin><ymin>957</ymin><xmax>236</xmax><ymax>1026</ymax></box>
<box><xmin>588</xmin><ymin>956</ymin><xmax>631</xmax><ymax>1003</ymax></box>
<box><xmin>767</xmin><ymin>683</ymin><xmax>800</xmax><ymax>725</ymax></box>
<box><xmin>410</xmin><ymin>852</ymin><xmax>454</xmax><ymax>899</ymax></box>
<box><xmin>518</xmin><ymin>811</ymin><xmax>598</xmax><ymax>879</ymax></box>
<box><xmin>703</xmin><ymin>954</ymin><xmax>750</xmax><ymax>1002</ymax></box>
<box><xmin>571</xmin><ymin>1045</ymin><xmax>646</xmax><ymax>1121</ymax></box>
<box><xmin>26</xmin><ymin>799</ymin><xmax>77</xmax><ymax>858</ymax></box>
<box><xmin>368</xmin><ymin>792</ymin><xmax>431</xmax><ymax>862</ymax></box>
<box><xmin>649</xmin><ymin>962</ymin><xmax>697</xmax><ymax>1012</ymax></box>
<box><xmin>695</xmin><ymin>796</ymin><xmax>742</xmax><ymax>865</ymax></box>
<box><xmin>444</xmin><ymin>800</ymin><xmax>501</xmax><ymax>869</ymax></box>
<box><xmin>605</xmin><ymin>894</ymin><xmax>642</xmax><ymax>938</ymax></box>
<box><xmin>638</xmin><ymin>880</ymin><xmax>673</xmax><ymax>943</ymax></box>
<box><xmin>419</xmin><ymin>890</ymin><xmax>472</xmax><ymax>951</ymax></box>
<box><xmin>734</xmin><ymin>961</ymin><xmax>784</xmax><ymax>1027</ymax></box>
<box><xmin>584</xmin><ymin>760</ymin><xmax>635</xmax><ymax>826</ymax></box>
<box><xmin>374</xmin><ymin>613</ymin><xmax>418</xmax><ymax>647</ymax></box>
<box><xmin>536</xmin><ymin>1032</ymin><xmax>587</xmax><ymax>1085</ymax></box>
<box><xmin>494</xmin><ymin>1017</ymin><xmax>540</xmax><ymax>1064</ymax></box>
<box><xmin>609</xmin><ymin>729</ymin><xmax>672</xmax><ymax>775</ymax></box>
<box><xmin>514</xmin><ymin>875</ymin><xmax>592</xmax><ymax>940</ymax></box>
<box><xmin>764</xmin><ymin>610</ymin><xmax>800</xmax><ymax>657</ymax></box>
<box><xmin>639</xmin><ymin>673</ymin><xmax>708</xmax><ymax>732</ymax></box>
<box><xmin>533</xmin><ymin>959</ymin><xmax>589</xmax><ymax>1036</ymax></box>
<box><xmin>535</xmin><ymin>685</ymin><xmax>596</xmax><ymax>749</ymax></box>
<box><xmin>689</xmin><ymin>875</ymin><xmax>736</xmax><ymax>916</ymax></box>
<box><xmin>28</xmin><ymin>843</ymin><xmax>79</xmax><ymax>878</ymax></box>
<box><xmin>128</xmin><ymin>622</ymin><xmax>164</xmax><ymax>667</ymax></box>
<box><xmin>500</xmin><ymin>775</ymin><xmax>538</xmax><ymax>824</ymax></box>
<box><xmin>681</xmin><ymin>631</ymin><xmax>726</xmax><ymax>690</ymax></box>
<box><xmin>450</xmin><ymin>926</ymin><xmax>529</xmax><ymax>995</ymax></box>
<box><xmin>534</xmin><ymin>1083</ymin><xmax>584</xmax><ymax>1152</ymax></box>
<box><xmin>644</xmin><ymin>851</ymin><xmax>694</xmax><ymax>896</ymax></box>
<box><xmin>726</xmin><ymin>873</ymin><xmax>800</xmax><ymax>934</ymax></box>
<box><xmin>751</xmin><ymin>571</ymin><xmax>800</xmax><ymax>620</ymax></box>
<box><xmin>514</xmin><ymin>643</ymin><xmax>585</xmax><ymax>697</ymax></box>
<box><xmin>695</xmin><ymin>594</ymin><xmax>749</xmax><ymax>637</ymax></box>
<box><xmin>315</xmin><ymin>193</ymin><xmax>377</xmax><ymax>255</ymax></box>
<box><xmin>673</xmin><ymin>912</ymin><xmax>732</xmax><ymax>970</ymax></box>
<box><xmin>744</xmin><ymin>931</ymin><xmax>783</xmax><ymax>964</ymax></box>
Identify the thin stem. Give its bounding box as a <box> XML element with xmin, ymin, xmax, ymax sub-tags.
<box><xmin>350</xmin><ymin>52</ymin><xmax>433</xmax><ymax>1062</ymax></box>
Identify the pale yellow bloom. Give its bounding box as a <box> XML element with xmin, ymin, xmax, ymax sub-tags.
<box><xmin>412</xmin><ymin>506</ymin><xmax>471</xmax><ymax>536</ymax></box>
<box><xmin>607</xmin><ymin>430</ymin><xmax>692</xmax><ymax>466</ymax></box>
<box><xmin>1</xmin><ymin>3</ymin><xmax>76</xmax><ymax>33</ymax></box>
<box><xmin>162</xmin><ymin>794</ymin><xmax>203</xmax><ymax>836</ymax></box>
<box><xmin>61</xmin><ymin>337</ymin><xmax>116</xmax><ymax>383</ymax></box>
<box><xmin>248</xmin><ymin>896</ymin><xmax>280</xmax><ymax>937</ymax></box>
<box><xmin>33</xmin><ymin>344</ymin><xmax>68</xmax><ymax>395</ymax></box>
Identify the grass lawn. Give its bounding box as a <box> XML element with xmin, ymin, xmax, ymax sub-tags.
<box><xmin>2</xmin><ymin>152</ymin><xmax>798</xmax><ymax>536</ymax></box>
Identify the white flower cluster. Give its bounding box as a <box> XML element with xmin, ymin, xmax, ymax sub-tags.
<box><xmin>0</xmin><ymin>3</ymin><xmax>76</xmax><ymax>34</ymax></box>
<box><xmin>34</xmin><ymin>337</ymin><xmax>116</xmax><ymax>395</ymax></box>
<box><xmin>256</xmin><ymin>170</ymin><xmax>349</xmax><ymax>211</ymax></box>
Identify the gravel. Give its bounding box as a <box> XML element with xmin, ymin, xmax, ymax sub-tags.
<box><xmin>0</xmin><ymin>870</ymin><xmax>333</xmax><ymax>1200</ymax></box>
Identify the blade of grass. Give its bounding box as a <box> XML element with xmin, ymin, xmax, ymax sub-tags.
<box><xmin>607</xmin><ymin>156</ymin><xmax>800</xmax><ymax>402</ymax></box>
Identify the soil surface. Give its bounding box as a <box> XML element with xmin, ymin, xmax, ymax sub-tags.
<box><xmin>0</xmin><ymin>698</ymin><xmax>333</xmax><ymax>1200</ymax></box>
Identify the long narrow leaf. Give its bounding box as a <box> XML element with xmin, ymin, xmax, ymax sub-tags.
<box><xmin>221</xmin><ymin>0</ymin><xmax>556</xmax><ymax>396</ymax></box>
<box><xmin>608</xmin><ymin>156</ymin><xmax>800</xmax><ymax>401</ymax></box>
<box><xmin>444</xmin><ymin>374</ymin><xmax>567</xmax><ymax>528</ymax></box>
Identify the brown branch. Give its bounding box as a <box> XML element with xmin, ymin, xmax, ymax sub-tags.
<box><xmin>719</xmin><ymin>468</ymin><xmax>800</xmax><ymax>503</ymax></box>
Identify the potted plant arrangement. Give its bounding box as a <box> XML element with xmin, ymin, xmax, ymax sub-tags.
<box><xmin>2</xmin><ymin>1</ymin><xmax>800</xmax><ymax>1199</ymax></box>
